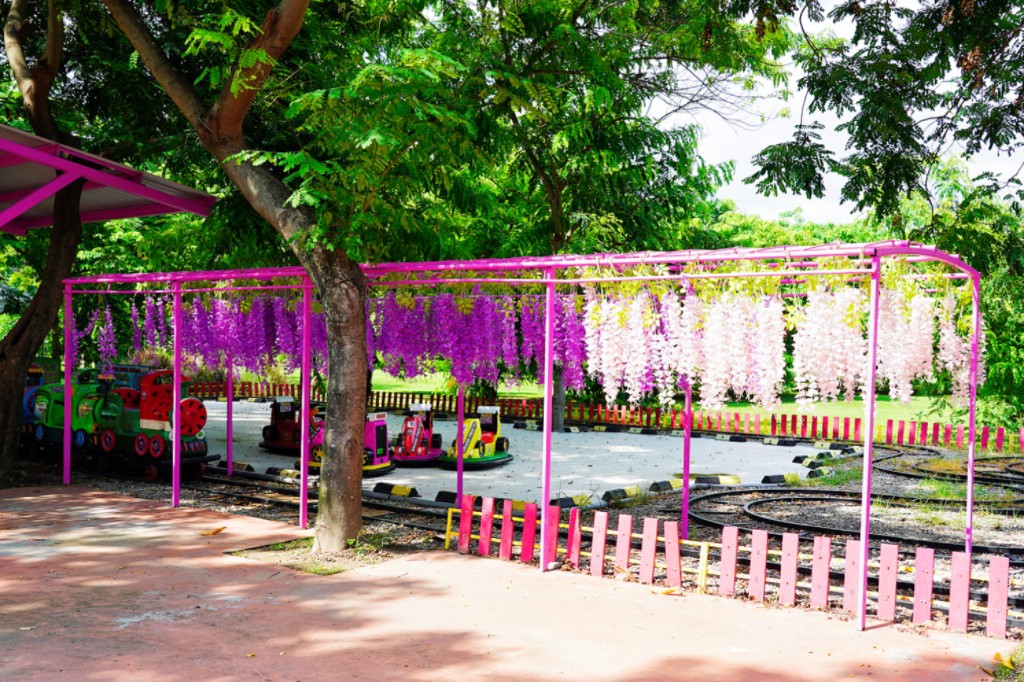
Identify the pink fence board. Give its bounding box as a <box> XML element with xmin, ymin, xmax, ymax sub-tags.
<box><xmin>810</xmin><ymin>536</ymin><xmax>831</xmax><ymax>609</ymax></box>
<box><xmin>457</xmin><ymin>494</ymin><xmax>474</xmax><ymax>554</ymax></box>
<box><xmin>948</xmin><ymin>552</ymin><xmax>971</xmax><ymax>633</ymax></box>
<box><xmin>478</xmin><ymin>497</ymin><xmax>495</xmax><ymax>556</ymax></box>
<box><xmin>780</xmin><ymin>533</ymin><xmax>799</xmax><ymax>606</ymax></box>
<box><xmin>498</xmin><ymin>499</ymin><xmax>514</xmax><ymax>561</ymax></box>
<box><xmin>520</xmin><ymin>503</ymin><xmax>537</xmax><ymax>564</ymax></box>
<box><xmin>988</xmin><ymin>556</ymin><xmax>1010</xmax><ymax>639</ymax></box>
<box><xmin>664</xmin><ymin>521</ymin><xmax>682</xmax><ymax>588</ymax></box>
<box><xmin>590</xmin><ymin>511</ymin><xmax>609</xmax><ymax>577</ymax></box>
<box><xmin>719</xmin><ymin>526</ymin><xmax>739</xmax><ymax>597</ymax></box>
<box><xmin>615</xmin><ymin>515</ymin><xmax>633</xmax><ymax>571</ymax></box>
<box><xmin>639</xmin><ymin>517</ymin><xmax>658</xmax><ymax>584</ymax></box>
<box><xmin>749</xmin><ymin>530</ymin><xmax>768</xmax><ymax>602</ymax></box>
<box><xmin>567</xmin><ymin>507</ymin><xmax>582</xmax><ymax>569</ymax></box>
<box><xmin>877</xmin><ymin>543</ymin><xmax>899</xmax><ymax>621</ymax></box>
<box><xmin>544</xmin><ymin>505</ymin><xmax>560</xmax><ymax>565</ymax></box>
<box><xmin>913</xmin><ymin>547</ymin><xmax>935</xmax><ymax>625</ymax></box>
<box><xmin>843</xmin><ymin>540</ymin><xmax>861</xmax><ymax>613</ymax></box>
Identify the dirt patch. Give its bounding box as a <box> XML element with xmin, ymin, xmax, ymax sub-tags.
<box><xmin>233</xmin><ymin>521</ymin><xmax>445</xmax><ymax>575</ymax></box>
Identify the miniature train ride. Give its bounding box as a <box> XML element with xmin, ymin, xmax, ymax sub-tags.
<box><xmin>21</xmin><ymin>364</ymin><xmax>46</xmax><ymax>442</ymax></box>
<box><xmin>391</xmin><ymin>402</ymin><xmax>446</xmax><ymax>466</ymax></box>
<box><xmin>438</xmin><ymin>406</ymin><xmax>513</xmax><ymax>470</ymax></box>
<box><xmin>29</xmin><ymin>367</ymin><xmax>215</xmax><ymax>481</ymax></box>
<box><xmin>260</xmin><ymin>397</ymin><xmax>396</xmax><ymax>477</ymax></box>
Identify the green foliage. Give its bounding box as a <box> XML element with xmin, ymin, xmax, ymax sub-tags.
<box><xmin>437</xmin><ymin>0</ymin><xmax>794</xmax><ymax>257</ymax></box>
<box><xmin>746</xmin><ymin>123</ymin><xmax>837</xmax><ymax>199</ymax></box>
<box><xmin>992</xmin><ymin>644</ymin><xmax>1024</xmax><ymax>679</ymax></box>
<box><xmin>746</xmin><ymin>1</ymin><xmax>1024</xmax><ymax>218</ymax></box>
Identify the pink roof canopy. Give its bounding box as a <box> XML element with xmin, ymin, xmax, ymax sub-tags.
<box><xmin>0</xmin><ymin>124</ymin><xmax>217</xmax><ymax>235</ymax></box>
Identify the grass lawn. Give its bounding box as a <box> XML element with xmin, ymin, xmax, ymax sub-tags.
<box><xmin>719</xmin><ymin>395</ymin><xmax>954</xmax><ymax>425</ymax></box>
<box><xmin>372</xmin><ymin>372</ymin><xmax>955</xmax><ymax>424</ymax></box>
<box><xmin>371</xmin><ymin>372</ymin><xmax>543</xmax><ymax>400</ymax></box>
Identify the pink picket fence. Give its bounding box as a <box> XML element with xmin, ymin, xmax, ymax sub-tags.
<box><xmin>371</xmin><ymin>391</ymin><xmax>1017</xmax><ymax>453</ymax></box>
<box><xmin>445</xmin><ymin>496</ymin><xmax>1017</xmax><ymax>639</ymax></box>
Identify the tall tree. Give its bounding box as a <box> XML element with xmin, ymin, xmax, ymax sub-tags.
<box><xmin>97</xmin><ymin>1</ymin><xmax>382</xmax><ymax>550</ymax></box>
<box><xmin>430</xmin><ymin>0</ymin><xmax>791</xmax><ymax>422</ymax></box>
<box><xmin>0</xmin><ymin>0</ymin><xmax>86</xmax><ymax>478</ymax></box>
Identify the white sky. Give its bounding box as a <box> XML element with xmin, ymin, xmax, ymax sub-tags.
<box><xmin>687</xmin><ymin>8</ymin><xmax>1023</xmax><ymax>226</ymax></box>
<box><xmin>695</xmin><ymin>106</ymin><xmax>1024</xmax><ymax>225</ymax></box>
<box><xmin>695</xmin><ymin>107</ymin><xmax>859</xmax><ymax>224</ymax></box>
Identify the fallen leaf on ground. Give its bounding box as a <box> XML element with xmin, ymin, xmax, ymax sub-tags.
<box><xmin>199</xmin><ymin>527</ymin><xmax>227</xmax><ymax>536</ymax></box>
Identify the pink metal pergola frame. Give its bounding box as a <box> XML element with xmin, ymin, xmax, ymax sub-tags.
<box><xmin>62</xmin><ymin>240</ymin><xmax>981</xmax><ymax>632</ymax></box>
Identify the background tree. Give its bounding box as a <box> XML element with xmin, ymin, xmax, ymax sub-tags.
<box><xmin>0</xmin><ymin>0</ymin><xmax>87</xmax><ymax>479</ymax></box>
<box><xmin>425</xmin><ymin>0</ymin><xmax>792</xmax><ymax>423</ymax></box>
<box><xmin>746</xmin><ymin>0</ymin><xmax>1024</xmax><ymax>217</ymax></box>
<box><xmin>741</xmin><ymin>0</ymin><xmax>1024</xmax><ymax>425</ymax></box>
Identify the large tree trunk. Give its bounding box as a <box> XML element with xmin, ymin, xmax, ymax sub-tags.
<box><xmin>305</xmin><ymin>254</ymin><xmax>367</xmax><ymax>551</ymax></box>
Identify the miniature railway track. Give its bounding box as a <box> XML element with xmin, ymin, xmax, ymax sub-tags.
<box><xmin>69</xmin><ymin>462</ymin><xmax>1024</xmax><ymax>617</ymax></box>
<box><xmin>185</xmin><ymin>474</ymin><xmax>452</xmax><ymax>535</ymax></box>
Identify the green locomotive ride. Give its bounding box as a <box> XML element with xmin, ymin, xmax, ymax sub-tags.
<box><xmin>32</xmin><ymin>368</ymin><xmax>215</xmax><ymax>481</ymax></box>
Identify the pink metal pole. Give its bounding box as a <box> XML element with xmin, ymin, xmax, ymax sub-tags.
<box><xmin>299</xmin><ymin>277</ymin><xmax>312</xmax><ymax>529</ymax></box>
<box><xmin>172</xmin><ymin>282</ymin><xmax>183</xmax><ymax>507</ymax></box>
<box><xmin>965</xmin><ymin>273</ymin><xmax>982</xmax><ymax>554</ymax></box>
<box><xmin>62</xmin><ymin>284</ymin><xmax>73</xmax><ymax>485</ymax></box>
<box><xmin>540</xmin><ymin>267</ymin><xmax>557</xmax><ymax>569</ymax></box>
<box><xmin>226</xmin><ymin>352</ymin><xmax>234</xmax><ymax>475</ymax></box>
<box><xmin>681</xmin><ymin>379</ymin><xmax>693</xmax><ymax>539</ymax></box>
<box><xmin>456</xmin><ymin>386</ymin><xmax>465</xmax><ymax>502</ymax></box>
<box><xmin>857</xmin><ymin>255</ymin><xmax>882</xmax><ymax>631</ymax></box>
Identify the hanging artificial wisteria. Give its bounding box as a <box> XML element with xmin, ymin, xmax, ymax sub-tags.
<box><xmin>578</xmin><ymin>274</ymin><xmax>976</xmax><ymax>410</ymax></box>
<box><xmin>792</xmin><ymin>288</ymin><xmax>867</xmax><ymax>407</ymax></box>
<box><xmin>937</xmin><ymin>293</ymin><xmax>974</xmax><ymax>405</ymax></box>
<box><xmin>96</xmin><ymin>306</ymin><xmax>118</xmax><ymax>372</ymax></box>
<box><xmin>875</xmin><ymin>289</ymin><xmax>936</xmax><ymax>403</ymax></box>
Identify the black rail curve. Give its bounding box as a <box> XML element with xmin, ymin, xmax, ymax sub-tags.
<box><xmin>742</xmin><ymin>494</ymin><xmax>1024</xmax><ymax>557</ymax></box>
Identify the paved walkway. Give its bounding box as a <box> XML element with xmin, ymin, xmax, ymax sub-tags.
<box><xmin>0</xmin><ymin>486</ymin><xmax>1011</xmax><ymax>681</ymax></box>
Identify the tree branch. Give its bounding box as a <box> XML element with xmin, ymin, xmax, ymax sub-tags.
<box><xmin>207</xmin><ymin>0</ymin><xmax>310</xmax><ymax>143</ymax></box>
<box><xmin>100</xmin><ymin>0</ymin><xmax>209</xmax><ymax>134</ymax></box>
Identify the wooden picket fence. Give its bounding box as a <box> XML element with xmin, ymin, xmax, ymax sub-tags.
<box><xmin>190</xmin><ymin>380</ymin><xmax>326</xmax><ymax>402</ymax></box>
<box><xmin>445</xmin><ymin>495</ymin><xmax>1018</xmax><ymax>639</ymax></box>
<box><xmin>371</xmin><ymin>390</ymin><xmax>1019</xmax><ymax>453</ymax></box>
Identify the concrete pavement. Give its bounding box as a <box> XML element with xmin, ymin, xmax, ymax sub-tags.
<box><xmin>0</xmin><ymin>486</ymin><xmax>1010</xmax><ymax>681</ymax></box>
